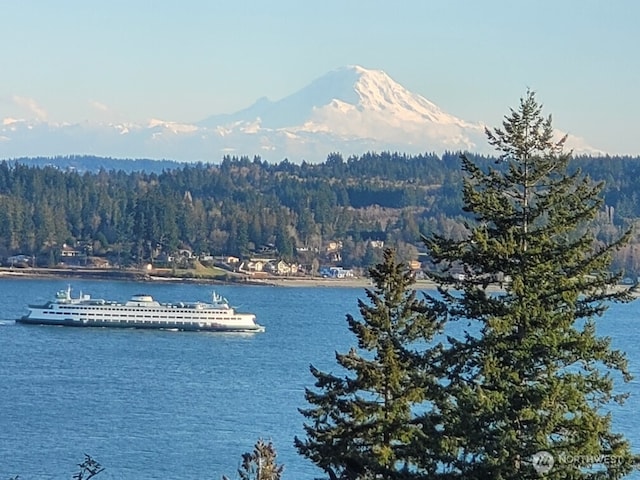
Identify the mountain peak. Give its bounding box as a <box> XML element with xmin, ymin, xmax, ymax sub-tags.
<box><xmin>199</xmin><ymin>65</ymin><xmax>472</xmax><ymax>132</ymax></box>
<box><xmin>278</xmin><ymin>65</ymin><xmax>485</xmax><ymax>152</ymax></box>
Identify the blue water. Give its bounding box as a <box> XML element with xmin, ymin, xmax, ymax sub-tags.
<box><xmin>0</xmin><ymin>278</ymin><xmax>639</xmax><ymax>479</ymax></box>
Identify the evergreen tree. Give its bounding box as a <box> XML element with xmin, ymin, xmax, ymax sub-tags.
<box><xmin>72</xmin><ymin>454</ymin><xmax>105</xmax><ymax>480</ymax></box>
<box><xmin>8</xmin><ymin>454</ymin><xmax>104</xmax><ymax>480</ymax></box>
<box><xmin>295</xmin><ymin>248</ymin><xmax>444</xmax><ymax>479</ymax></box>
<box><xmin>223</xmin><ymin>439</ymin><xmax>283</xmax><ymax>480</ymax></box>
<box><xmin>425</xmin><ymin>90</ymin><xmax>637</xmax><ymax>479</ymax></box>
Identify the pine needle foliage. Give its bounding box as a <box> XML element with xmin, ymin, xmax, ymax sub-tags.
<box><xmin>424</xmin><ymin>90</ymin><xmax>637</xmax><ymax>479</ymax></box>
<box><xmin>72</xmin><ymin>455</ymin><xmax>105</xmax><ymax>480</ymax></box>
<box><xmin>295</xmin><ymin>248</ymin><xmax>445</xmax><ymax>480</ymax></box>
<box><xmin>223</xmin><ymin>438</ymin><xmax>283</xmax><ymax>480</ymax></box>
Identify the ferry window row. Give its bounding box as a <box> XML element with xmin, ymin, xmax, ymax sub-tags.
<box><xmin>44</xmin><ymin>311</ymin><xmax>234</xmax><ymax>321</ymax></box>
<box><xmin>56</xmin><ymin>306</ymin><xmax>218</xmax><ymax>313</ymax></box>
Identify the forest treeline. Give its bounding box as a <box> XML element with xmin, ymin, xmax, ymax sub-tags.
<box><xmin>1</xmin><ymin>151</ymin><xmax>639</xmax><ymax>274</ymax></box>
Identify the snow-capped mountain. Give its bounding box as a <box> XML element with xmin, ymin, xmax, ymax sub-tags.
<box><xmin>0</xmin><ymin>66</ymin><xmax>600</xmax><ymax>163</ymax></box>
<box><xmin>198</xmin><ymin>65</ymin><xmax>488</xmax><ymax>156</ymax></box>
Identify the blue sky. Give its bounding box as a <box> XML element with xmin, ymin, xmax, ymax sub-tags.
<box><xmin>2</xmin><ymin>0</ymin><xmax>639</xmax><ymax>155</ymax></box>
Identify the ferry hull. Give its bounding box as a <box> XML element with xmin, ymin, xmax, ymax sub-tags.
<box><xmin>16</xmin><ymin>315</ymin><xmax>265</xmax><ymax>333</ymax></box>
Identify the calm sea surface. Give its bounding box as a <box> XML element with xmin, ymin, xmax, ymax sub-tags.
<box><xmin>1</xmin><ymin>277</ymin><xmax>639</xmax><ymax>479</ymax></box>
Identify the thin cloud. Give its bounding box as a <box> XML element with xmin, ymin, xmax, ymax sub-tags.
<box><xmin>12</xmin><ymin>95</ymin><xmax>48</xmax><ymax>121</ymax></box>
<box><xmin>89</xmin><ymin>100</ymin><xmax>110</xmax><ymax>112</ymax></box>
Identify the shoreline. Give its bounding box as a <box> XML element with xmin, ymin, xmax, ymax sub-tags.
<box><xmin>1</xmin><ymin>267</ymin><xmax>633</xmax><ymax>294</ymax></box>
<box><xmin>247</xmin><ymin>276</ymin><xmax>375</xmax><ymax>288</ymax></box>
<box><xmin>0</xmin><ymin>267</ymin><xmax>438</xmax><ymax>289</ymax></box>
<box><xmin>250</xmin><ymin>276</ymin><xmax>445</xmax><ymax>290</ymax></box>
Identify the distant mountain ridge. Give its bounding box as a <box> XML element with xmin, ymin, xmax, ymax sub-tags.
<box><xmin>0</xmin><ymin>66</ymin><xmax>600</xmax><ymax>163</ymax></box>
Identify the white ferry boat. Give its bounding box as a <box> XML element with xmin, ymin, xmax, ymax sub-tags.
<box><xmin>17</xmin><ymin>286</ymin><xmax>264</xmax><ymax>333</ymax></box>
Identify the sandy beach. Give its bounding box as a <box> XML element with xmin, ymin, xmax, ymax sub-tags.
<box><xmin>249</xmin><ymin>276</ymin><xmax>372</xmax><ymax>288</ymax></box>
<box><xmin>250</xmin><ymin>276</ymin><xmax>442</xmax><ymax>290</ymax></box>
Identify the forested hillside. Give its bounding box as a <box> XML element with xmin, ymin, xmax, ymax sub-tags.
<box><xmin>0</xmin><ymin>152</ymin><xmax>638</xmax><ymax>275</ymax></box>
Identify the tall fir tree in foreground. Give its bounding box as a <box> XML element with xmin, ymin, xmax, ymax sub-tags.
<box><xmin>296</xmin><ymin>91</ymin><xmax>636</xmax><ymax>480</ymax></box>
<box><xmin>425</xmin><ymin>90</ymin><xmax>637</xmax><ymax>479</ymax></box>
<box><xmin>295</xmin><ymin>248</ymin><xmax>445</xmax><ymax>479</ymax></box>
